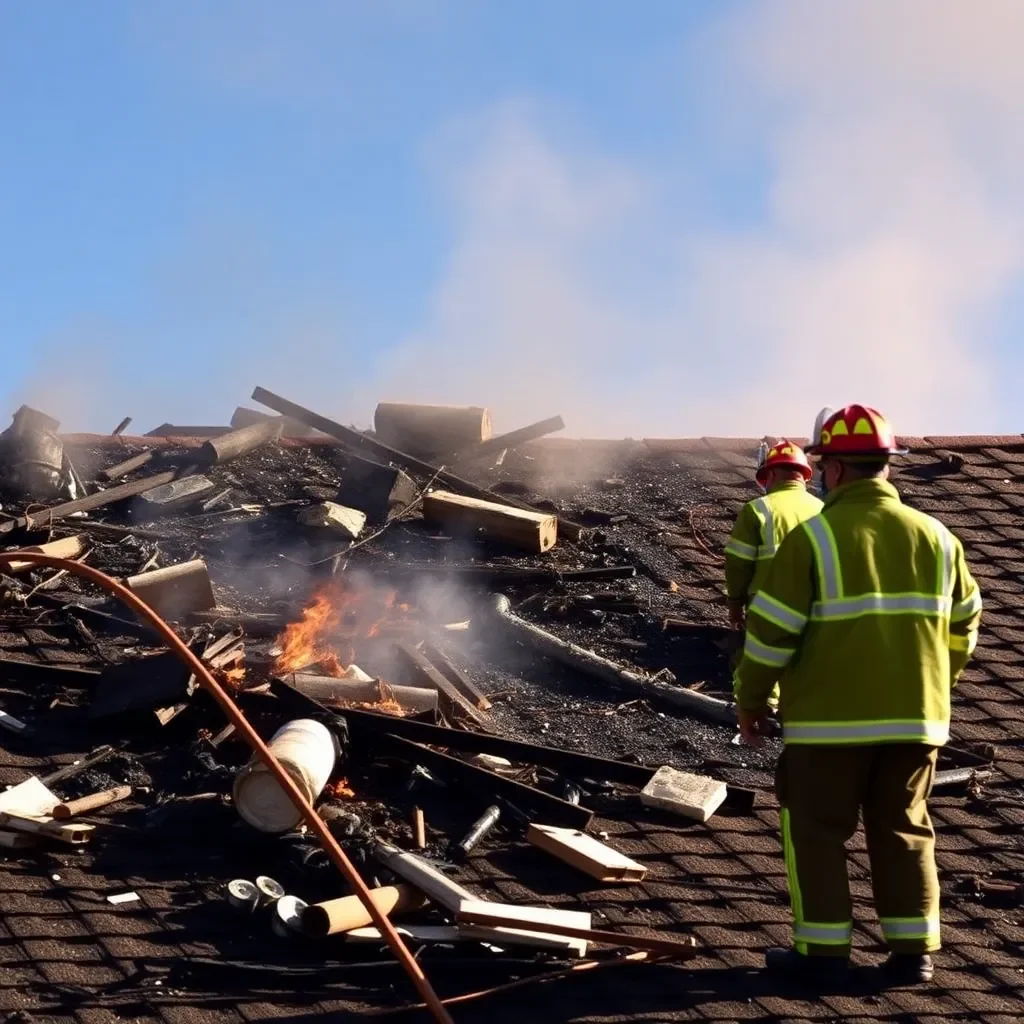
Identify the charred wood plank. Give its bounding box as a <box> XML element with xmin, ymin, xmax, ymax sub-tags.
<box><xmin>375</xmin><ymin>734</ymin><xmax>592</xmax><ymax>829</ymax></box>
<box><xmin>422</xmin><ymin>491</ymin><xmax>558</xmax><ymax>553</ymax></box>
<box><xmin>337</xmin><ymin>707</ymin><xmax>655</xmax><ymax>786</ymax></box>
<box><xmin>39</xmin><ymin>745</ymin><xmax>117</xmax><ymax>788</ymax></box>
<box><xmin>444</xmin><ymin>415</ymin><xmax>565</xmax><ymax>466</ymax></box>
<box><xmin>111</xmin><ymin>417</ymin><xmax>133</xmax><ymax>437</ymax></box>
<box><xmin>0</xmin><ymin>658</ymin><xmax>100</xmax><ymax>687</ymax></box>
<box><xmin>374</xmin><ymin>403</ymin><xmax>492</xmax><ymax>458</ymax></box>
<box><xmin>421</xmin><ymin>644</ymin><xmax>491</xmax><ymax>711</ymax></box>
<box><xmin>98</xmin><ymin>450</ymin><xmax>156</xmax><ymax>482</ymax></box>
<box><xmin>0</xmin><ymin>470</ymin><xmax>181</xmax><ymax>535</ymax></box>
<box><xmin>251</xmin><ymin>387</ymin><xmax>584</xmax><ymax>541</ymax></box>
<box><xmin>393</xmin><ymin>643</ymin><xmax>489</xmax><ymax>728</ymax></box>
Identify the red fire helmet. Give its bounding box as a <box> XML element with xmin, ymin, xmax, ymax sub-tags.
<box><xmin>756</xmin><ymin>440</ymin><xmax>813</xmax><ymax>485</ymax></box>
<box><xmin>805</xmin><ymin>405</ymin><xmax>908</xmax><ymax>458</ymax></box>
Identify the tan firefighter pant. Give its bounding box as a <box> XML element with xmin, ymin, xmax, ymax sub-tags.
<box><xmin>775</xmin><ymin>744</ymin><xmax>940</xmax><ymax>958</ymax></box>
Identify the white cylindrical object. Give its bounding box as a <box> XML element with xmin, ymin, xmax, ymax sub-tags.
<box><xmin>233</xmin><ymin>719</ymin><xmax>336</xmax><ymax>833</ymax></box>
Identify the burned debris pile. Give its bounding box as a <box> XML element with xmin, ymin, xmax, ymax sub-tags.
<box><xmin>0</xmin><ymin>393</ymin><xmax>1002</xmax><ymax>1019</ymax></box>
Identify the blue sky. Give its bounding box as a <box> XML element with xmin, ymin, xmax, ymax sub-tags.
<box><xmin>3</xmin><ymin>1</ymin><xmax>1022</xmax><ymax>436</ymax></box>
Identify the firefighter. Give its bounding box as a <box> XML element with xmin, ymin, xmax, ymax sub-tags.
<box><xmin>733</xmin><ymin>405</ymin><xmax>982</xmax><ymax>986</ymax></box>
<box><xmin>725</xmin><ymin>441</ymin><xmax>823</xmax><ymax>632</ymax></box>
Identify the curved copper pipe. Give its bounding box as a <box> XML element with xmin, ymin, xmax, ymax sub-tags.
<box><xmin>0</xmin><ymin>552</ymin><xmax>454</xmax><ymax>1024</ymax></box>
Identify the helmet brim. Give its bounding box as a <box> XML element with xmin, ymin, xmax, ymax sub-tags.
<box><xmin>806</xmin><ymin>445</ymin><xmax>909</xmax><ymax>458</ymax></box>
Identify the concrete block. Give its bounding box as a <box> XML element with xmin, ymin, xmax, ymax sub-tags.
<box><xmin>297</xmin><ymin>501</ymin><xmax>366</xmax><ymax>539</ymax></box>
<box><xmin>640</xmin><ymin>766</ymin><xmax>727</xmax><ymax>823</ymax></box>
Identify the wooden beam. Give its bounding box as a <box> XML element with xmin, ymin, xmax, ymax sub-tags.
<box><xmin>422</xmin><ymin>491</ymin><xmax>557</xmax><ymax>553</ymax></box>
<box><xmin>374</xmin><ymin>403</ymin><xmax>492</xmax><ymax>458</ymax></box>
<box><xmin>446</xmin><ymin>415</ymin><xmax>565</xmax><ymax>466</ymax></box>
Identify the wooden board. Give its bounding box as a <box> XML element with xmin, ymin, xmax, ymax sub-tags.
<box><xmin>422</xmin><ymin>490</ymin><xmax>557</xmax><ymax>553</ymax></box>
<box><xmin>527</xmin><ymin>823</ymin><xmax>647</xmax><ymax>883</ymax></box>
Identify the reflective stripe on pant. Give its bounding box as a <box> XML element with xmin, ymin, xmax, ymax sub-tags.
<box><xmin>775</xmin><ymin>744</ymin><xmax>941</xmax><ymax>957</ymax></box>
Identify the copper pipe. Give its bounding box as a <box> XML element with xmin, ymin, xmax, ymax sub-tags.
<box><xmin>0</xmin><ymin>552</ymin><xmax>454</xmax><ymax>1024</ymax></box>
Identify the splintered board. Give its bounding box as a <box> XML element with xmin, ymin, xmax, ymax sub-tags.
<box><xmin>527</xmin><ymin>823</ymin><xmax>647</xmax><ymax>883</ymax></box>
<box><xmin>422</xmin><ymin>490</ymin><xmax>557</xmax><ymax>553</ymax></box>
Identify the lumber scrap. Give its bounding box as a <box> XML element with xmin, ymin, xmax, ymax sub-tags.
<box><xmin>446</xmin><ymin>415</ymin><xmax>565</xmax><ymax>465</ymax></box>
<box><xmin>374</xmin><ymin>734</ymin><xmax>593</xmax><ymax>829</ymax></box>
<box><xmin>251</xmin><ymin>387</ymin><xmax>585</xmax><ymax>541</ymax></box>
<box><xmin>421</xmin><ymin>644</ymin><xmax>491</xmax><ymax>710</ymax></box>
<box><xmin>98</xmin><ymin>450</ymin><xmax>155</xmax><ymax>482</ymax></box>
<box><xmin>111</xmin><ymin>417</ymin><xmax>132</xmax><ymax>437</ymax></box>
<box><xmin>457</xmin><ymin>902</ymin><xmax>697</xmax><ymax>960</ymax></box>
<box><xmin>0</xmin><ymin>469</ymin><xmax>181</xmax><ymax>534</ymax></box>
<box><xmin>393</xmin><ymin>642</ymin><xmax>489</xmax><ymax>727</ymax></box>
<box><xmin>7</xmin><ymin>536</ymin><xmax>84</xmax><ymax>574</ymax></box>
<box><xmin>198</xmin><ymin>419</ymin><xmax>283</xmax><ymax>466</ymax></box>
<box><xmin>527</xmin><ymin>823</ymin><xmax>647</xmax><ymax>883</ymax></box>
<box><xmin>337</xmin><ymin>706</ymin><xmax>656</xmax><ymax>786</ymax></box>
<box><xmin>374</xmin><ymin>403</ymin><xmax>492</xmax><ymax>458</ymax></box>
<box><xmin>457</xmin><ymin>900</ymin><xmax>590</xmax><ymax>957</ymax></box>
<box><xmin>422</xmin><ymin>490</ymin><xmax>557</xmax><ymax>553</ymax></box>
<box><xmin>126</xmin><ymin>559</ymin><xmax>216</xmax><ymax>619</ymax></box>
<box><xmin>53</xmin><ymin>785</ymin><xmax>132</xmax><ymax>820</ymax></box>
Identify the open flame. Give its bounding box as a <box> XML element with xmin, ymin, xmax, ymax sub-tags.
<box><xmin>272</xmin><ymin>581</ymin><xmax>416</xmax><ymax>677</ymax></box>
<box><xmin>274</xmin><ymin>592</ymin><xmax>340</xmax><ymax>675</ymax></box>
<box><xmin>326</xmin><ymin>778</ymin><xmax>355</xmax><ymax>799</ymax></box>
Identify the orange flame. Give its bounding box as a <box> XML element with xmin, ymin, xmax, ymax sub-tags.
<box><xmin>272</xmin><ymin>581</ymin><xmax>414</xmax><ymax>676</ymax></box>
<box><xmin>273</xmin><ymin>592</ymin><xmax>341</xmax><ymax>675</ymax></box>
<box><xmin>326</xmin><ymin>778</ymin><xmax>355</xmax><ymax>799</ymax></box>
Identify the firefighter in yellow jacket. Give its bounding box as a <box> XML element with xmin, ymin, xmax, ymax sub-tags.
<box><xmin>725</xmin><ymin>440</ymin><xmax>823</xmax><ymax>631</ymax></box>
<box><xmin>733</xmin><ymin>405</ymin><xmax>982</xmax><ymax>986</ymax></box>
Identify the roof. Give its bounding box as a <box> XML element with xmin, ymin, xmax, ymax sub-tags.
<box><xmin>0</xmin><ymin>431</ymin><xmax>1021</xmax><ymax>1023</ymax></box>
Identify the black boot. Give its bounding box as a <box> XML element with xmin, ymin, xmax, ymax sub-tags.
<box><xmin>765</xmin><ymin>948</ymin><xmax>849</xmax><ymax>983</ymax></box>
<box><xmin>880</xmin><ymin>953</ymin><xmax>934</xmax><ymax>985</ymax></box>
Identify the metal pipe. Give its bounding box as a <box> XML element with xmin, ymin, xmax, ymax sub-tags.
<box><xmin>452</xmin><ymin>805</ymin><xmax>501</xmax><ymax>861</ymax></box>
<box><xmin>0</xmin><ymin>551</ymin><xmax>454</xmax><ymax>1024</ymax></box>
<box><xmin>488</xmin><ymin>595</ymin><xmax>735</xmax><ymax>725</ymax></box>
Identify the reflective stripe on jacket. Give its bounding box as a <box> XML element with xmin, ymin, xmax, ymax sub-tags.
<box><xmin>733</xmin><ymin>477</ymin><xmax>982</xmax><ymax>746</ymax></box>
<box><xmin>724</xmin><ymin>482</ymin><xmax>823</xmax><ymax>605</ymax></box>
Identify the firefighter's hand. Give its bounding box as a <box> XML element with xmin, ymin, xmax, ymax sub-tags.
<box><xmin>728</xmin><ymin>604</ymin><xmax>746</xmax><ymax>630</ymax></box>
<box><xmin>737</xmin><ymin>706</ymin><xmax>768</xmax><ymax>748</ymax></box>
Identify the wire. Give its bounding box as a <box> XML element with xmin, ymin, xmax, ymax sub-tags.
<box><xmin>0</xmin><ymin>551</ymin><xmax>454</xmax><ymax>1024</ymax></box>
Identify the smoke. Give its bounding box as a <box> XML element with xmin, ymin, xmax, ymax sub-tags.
<box><xmin>13</xmin><ymin>1</ymin><xmax>1024</xmax><ymax>437</ymax></box>
<box><xmin>372</xmin><ymin>0</ymin><xmax>1024</xmax><ymax>437</ymax></box>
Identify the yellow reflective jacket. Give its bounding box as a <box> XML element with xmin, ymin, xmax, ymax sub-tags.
<box><xmin>733</xmin><ymin>477</ymin><xmax>982</xmax><ymax>746</ymax></box>
<box><xmin>725</xmin><ymin>481</ymin><xmax>824</xmax><ymax>606</ymax></box>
